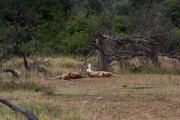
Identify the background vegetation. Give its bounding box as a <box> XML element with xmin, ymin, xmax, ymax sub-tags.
<box><xmin>0</xmin><ymin>0</ymin><xmax>179</xmax><ymax>56</ymax></box>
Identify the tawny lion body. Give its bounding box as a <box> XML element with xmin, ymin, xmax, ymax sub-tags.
<box><xmin>87</xmin><ymin>71</ymin><xmax>103</xmax><ymax>77</ymax></box>
<box><xmin>69</xmin><ymin>72</ymin><xmax>83</xmax><ymax>79</ymax></box>
<box><xmin>99</xmin><ymin>71</ymin><xmax>116</xmax><ymax>77</ymax></box>
<box><xmin>86</xmin><ymin>64</ymin><xmax>116</xmax><ymax>77</ymax></box>
<box><xmin>49</xmin><ymin>72</ymin><xmax>83</xmax><ymax>80</ymax></box>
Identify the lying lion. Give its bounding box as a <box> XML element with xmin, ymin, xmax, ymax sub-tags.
<box><xmin>86</xmin><ymin>64</ymin><xmax>116</xmax><ymax>77</ymax></box>
<box><xmin>49</xmin><ymin>72</ymin><xmax>83</xmax><ymax>80</ymax></box>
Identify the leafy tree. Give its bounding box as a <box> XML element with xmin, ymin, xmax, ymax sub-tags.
<box><xmin>162</xmin><ymin>0</ymin><xmax>180</xmax><ymax>28</ymax></box>
<box><xmin>59</xmin><ymin>0</ymin><xmax>75</xmax><ymax>15</ymax></box>
<box><xmin>129</xmin><ymin>0</ymin><xmax>153</xmax><ymax>10</ymax></box>
<box><xmin>59</xmin><ymin>12</ymin><xmax>101</xmax><ymax>55</ymax></box>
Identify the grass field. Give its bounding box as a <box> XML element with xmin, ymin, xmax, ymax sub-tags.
<box><xmin>0</xmin><ymin>57</ymin><xmax>180</xmax><ymax>120</ymax></box>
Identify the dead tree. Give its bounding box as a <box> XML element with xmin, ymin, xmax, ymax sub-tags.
<box><xmin>0</xmin><ymin>98</ymin><xmax>38</xmax><ymax>120</ymax></box>
<box><xmin>89</xmin><ymin>33</ymin><xmax>179</xmax><ymax>71</ymax></box>
<box><xmin>85</xmin><ymin>9</ymin><xmax>180</xmax><ymax>71</ymax></box>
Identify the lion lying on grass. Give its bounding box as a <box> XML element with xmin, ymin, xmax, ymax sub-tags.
<box><xmin>86</xmin><ymin>64</ymin><xmax>116</xmax><ymax>77</ymax></box>
<box><xmin>49</xmin><ymin>72</ymin><xmax>83</xmax><ymax>80</ymax></box>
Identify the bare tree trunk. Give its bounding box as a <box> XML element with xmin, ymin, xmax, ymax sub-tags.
<box><xmin>150</xmin><ymin>43</ymin><xmax>160</xmax><ymax>66</ymax></box>
<box><xmin>17</xmin><ymin>50</ymin><xmax>30</xmax><ymax>70</ymax></box>
<box><xmin>150</xmin><ymin>53</ymin><xmax>159</xmax><ymax>66</ymax></box>
<box><xmin>27</xmin><ymin>23</ymin><xmax>37</xmax><ymax>42</ymax></box>
<box><xmin>24</xmin><ymin>14</ymin><xmax>37</xmax><ymax>42</ymax></box>
<box><xmin>96</xmin><ymin>50</ymin><xmax>107</xmax><ymax>71</ymax></box>
<box><xmin>93</xmin><ymin>35</ymin><xmax>107</xmax><ymax>71</ymax></box>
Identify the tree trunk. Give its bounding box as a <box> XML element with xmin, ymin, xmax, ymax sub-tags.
<box><xmin>24</xmin><ymin>14</ymin><xmax>37</xmax><ymax>42</ymax></box>
<box><xmin>17</xmin><ymin>50</ymin><xmax>30</xmax><ymax>70</ymax></box>
<box><xmin>93</xmin><ymin>35</ymin><xmax>107</xmax><ymax>71</ymax></box>
<box><xmin>150</xmin><ymin>53</ymin><xmax>159</xmax><ymax>66</ymax></box>
<box><xmin>27</xmin><ymin>22</ymin><xmax>37</xmax><ymax>42</ymax></box>
<box><xmin>150</xmin><ymin>44</ymin><xmax>160</xmax><ymax>67</ymax></box>
<box><xmin>96</xmin><ymin>50</ymin><xmax>107</xmax><ymax>71</ymax></box>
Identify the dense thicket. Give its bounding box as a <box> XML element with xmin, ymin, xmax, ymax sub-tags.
<box><xmin>0</xmin><ymin>0</ymin><xmax>179</xmax><ymax>57</ymax></box>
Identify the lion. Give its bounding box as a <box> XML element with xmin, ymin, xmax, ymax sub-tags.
<box><xmin>86</xmin><ymin>64</ymin><xmax>116</xmax><ymax>77</ymax></box>
<box><xmin>49</xmin><ymin>72</ymin><xmax>83</xmax><ymax>80</ymax></box>
<box><xmin>69</xmin><ymin>72</ymin><xmax>83</xmax><ymax>79</ymax></box>
<box><xmin>86</xmin><ymin>71</ymin><xmax>103</xmax><ymax>77</ymax></box>
<box><xmin>86</xmin><ymin>64</ymin><xmax>102</xmax><ymax>77</ymax></box>
<box><xmin>99</xmin><ymin>71</ymin><xmax>116</xmax><ymax>77</ymax></box>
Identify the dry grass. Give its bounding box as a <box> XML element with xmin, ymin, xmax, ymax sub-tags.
<box><xmin>112</xmin><ymin>56</ymin><xmax>180</xmax><ymax>74</ymax></box>
<box><xmin>0</xmin><ymin>75</ymin><xmax>180</xmax><ymax>120</ymax></box>
<box><xmin>0</xmin><ymin>57</ymin><xmax>180</xmax><ymax>120</ymax></box>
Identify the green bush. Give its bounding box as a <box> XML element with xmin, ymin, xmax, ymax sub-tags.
<box><xmin>61</xmin><ymin>31</ymin><xmax>93</xmax><ymax>56</ymax></box>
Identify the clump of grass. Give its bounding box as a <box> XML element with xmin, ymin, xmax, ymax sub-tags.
<box><xmin>0</xmin><ymin>67</ymin><xmax>55</xmax><ymax>94</ymax></box>
<box><xmin>39</xmin><ymin>80</ymin><xmax>54</xmax><ymax>95</ymax></box>
<box><xmin>55</xmin><ymin>57</ymin><xmax>82</xmax><ymax>68</ymax></box>
<box><xmin>46</xmin><ymin>57</ymin><xmax>83</xmax><ymax>77</ymax></box>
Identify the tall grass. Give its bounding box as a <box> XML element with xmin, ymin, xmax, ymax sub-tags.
<box><xmin>112</xmin><ymin>57</ymin><xmax>180</xmax><ymax>74</ymax></box>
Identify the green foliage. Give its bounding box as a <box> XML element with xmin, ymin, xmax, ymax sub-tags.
<box><xmin>57</xmin><ymin>12</ymin><xmax>102</xmax><ymax>55</ymax></box>
<box><xmin>117</xmin><ymin>5</ymin><xmax>129</xmax><ymax>15</ymax></box>
<box><xmin>85</xmin><ymin>0</ymin><xmax>102</xmax><ymax>14</ymax></box>
<box><xmin>66</xmin><ymin>13</ymin><xmax>101</xmax><ymax>34</ymax></box>
<box><xmin>113</xmin><ymin>16</ymin><xmax>129</xmax><ymax>34</ymax></box>
<box><xmin>35</xmin><ymin>22</ymin><xmax>62</xmax><ymax>42</ymax></box>
<box><xmin>59</xmin><ymin>0</ymin><xmax>75</xmax><ymax>14</ymax></box>
<box><xmin>33</xmin><ymin>82</ymin><xmax>39</xmax><ymax>92</ymax></box>
<box><xmin>0</xmin><ymin>0</ymin><xmax>179</xmax><ymax>57</ymax></box>
<box><xmin>162</xmin><ymin>0</ymin><xmax>180</xmax><ymax>27</ymax></box>
<box><xmin>38</xmin><ymin>2</ymin><xmax>64</xmax><ymax>22</ymax></box>
<box><xmin>61</xmin><ymin>31</ymin><xmax>93</xmax><ymax>55</ymax></box>
<box><xmin>22</xmin><ymin>41</ymin><xmax>54</xmax><ymax>56</ymax></box>
<box><xmin>129</xmin><ymin>0</ymin><xmax>152</xmax><ymax>10</ymax></box>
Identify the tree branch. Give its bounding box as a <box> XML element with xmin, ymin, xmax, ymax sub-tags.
<box><xmin>2</xmin><ymin>69</ymin><xmax>19</xmax><ymax>77</ymax></box>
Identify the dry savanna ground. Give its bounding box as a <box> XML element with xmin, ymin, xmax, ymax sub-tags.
<box><xmin>0</xmin><ymin>57</ymin><xmax>180</xmax><ymax>120</ymax></box>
